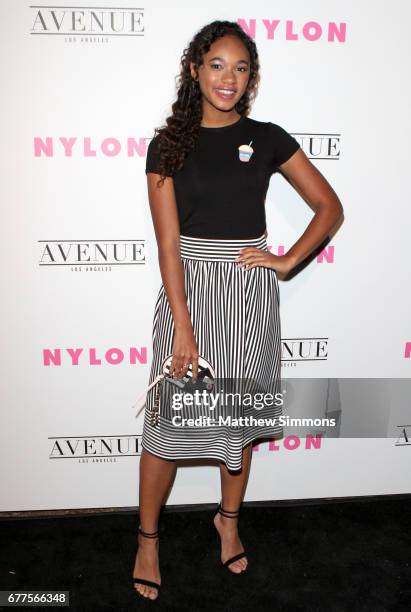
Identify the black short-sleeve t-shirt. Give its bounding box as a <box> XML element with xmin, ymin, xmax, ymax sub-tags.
<box><xmin>145</xmin><ymin>115</ymin><xmax>300</xmax><ymax>239</ymax></box>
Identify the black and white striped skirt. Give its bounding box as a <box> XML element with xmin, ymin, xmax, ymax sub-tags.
<box><xmin>141</xmin><ymin>232</ymin><xmax>284</xmax><ymax>471</ymax></box>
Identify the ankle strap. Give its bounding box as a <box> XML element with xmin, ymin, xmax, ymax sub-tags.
<box><xmin>217</xmin><ymin>501</ymin><xmax>241</xmax><ymax>519</ymax></box>
<box><xmin>138</xmin><ymin>525</ymin><xmax>159</xmax><ymax>539</ymax></box>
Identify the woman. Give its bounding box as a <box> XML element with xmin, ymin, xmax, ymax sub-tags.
<box><xmin>133</xmin><ymin>20</ymin><xmax>343</xmax><ymax>600</ymax></box>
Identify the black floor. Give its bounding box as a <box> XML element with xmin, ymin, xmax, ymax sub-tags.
<box><xmin>1</xmin><ymin>497</ymin><xmax>410</xmax><ymax>611</ymax></box>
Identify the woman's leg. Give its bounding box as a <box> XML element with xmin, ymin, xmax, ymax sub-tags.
<box><xmin>133</xmin><ymin>448</ymin><xmax>177</xmax><ymax>599</ymax></box>
<box><xmin>214</xmin><ymin>442</ymin><xmax>253</xmax><ymax>573</ymax></box>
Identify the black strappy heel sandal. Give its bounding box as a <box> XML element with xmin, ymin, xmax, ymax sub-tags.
<box><xmin>132</xmin><ymin>526</ymin><xmax>161</xmax><ymax>598</ymax></box>
<box><xmin>216</xmin><ymin>501</ymin><xmax>248</xmax><ymax>572</ymax></box>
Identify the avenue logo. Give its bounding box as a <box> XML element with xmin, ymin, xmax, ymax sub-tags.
<box><xmin>293</xmin><ymin>133</ymin><xmax>341</xmax><ymax>160</ymax></box>
<box><xmin>49</xmin><ymin>435</ymin><xmax>141</xmax><ymax>459</ymax></box>
<box><xmin>38</xmin><ymin>239</ymin><xmax>146</xmax><ymax>270</ymax></box>
<box><xmin>281</xmin><ymin>338</ymin><xmax>328</xmax><ymax>365</ymax></box>
<box><xmin>30</xmin><ymin>5</ymin><xmax>144</xmax><ymax>37</ymax></box>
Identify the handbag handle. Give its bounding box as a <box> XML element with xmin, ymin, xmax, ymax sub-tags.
<box><xmin>132</xmin><ymin>373</ymin><xmax>164</xmax><ymax>418</ymax></box>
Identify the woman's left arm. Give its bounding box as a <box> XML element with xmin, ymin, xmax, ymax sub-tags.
<box><xmin>279</xmin><ymin>148</ymin><xmax>344</xmax><ymax>266</ymax></box>
<box><xmin>237</xmin><ymin>149</ymin><xmax>344</xmax><ymax>277</ymax></box>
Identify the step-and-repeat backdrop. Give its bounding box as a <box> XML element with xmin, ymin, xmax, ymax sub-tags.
<box><xmin>1</xmin><ymin>1</ymin><xmax>410</xmax><ymax>511</ymax></box>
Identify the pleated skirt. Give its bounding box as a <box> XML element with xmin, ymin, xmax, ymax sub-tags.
<box><xmin>141</xmin><ymin>232</ymin><xmax>284</xmax><ymax>471</ymax></box>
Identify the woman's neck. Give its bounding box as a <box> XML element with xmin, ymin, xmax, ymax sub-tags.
<box><xmin>200</xmin><ymin>104</ymin><xmax>241</xmax><ymax>128</ymax></box>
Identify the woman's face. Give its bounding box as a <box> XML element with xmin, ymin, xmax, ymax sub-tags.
<box><xmin>191</xmin><ymin>34</ymin><xmax>251</xmax><ymax>113</ymax></box>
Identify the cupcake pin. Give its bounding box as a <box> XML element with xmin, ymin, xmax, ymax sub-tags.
<box><xmin>238</xmin><ymin>141</ymin><xmax>254</xmax><ymax>162</ymax></box>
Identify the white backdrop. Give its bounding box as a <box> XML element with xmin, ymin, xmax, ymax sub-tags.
<box><xmin>1</xmin><ymin>0</ymin><xmax>410</xmax><ymax>512</ymax></box>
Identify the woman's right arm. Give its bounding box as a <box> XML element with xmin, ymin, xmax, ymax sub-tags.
<box><xmin>146</xmin><ymin>172</ymin><xmax>199</xmax><ymax>382</ymax></box>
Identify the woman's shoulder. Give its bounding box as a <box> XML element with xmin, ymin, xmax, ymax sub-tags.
<box><xmin>146</xmin><ymin>131</ymin><xmax>161</xmax><ymax>150</ymax></box>
<box><xmin>145</xmin><ymin>131</ymin><xmax>164</xmax><ymax>175</ymax></box>
<box><xmin>245</xmin><ymin>116</ymin><xmax>300</xmax><ymax>165</ymax></box>
<box><xmin>245</xmin><ymin>116</ymin><xmax>291</xmax><ymax>133</ymax></box>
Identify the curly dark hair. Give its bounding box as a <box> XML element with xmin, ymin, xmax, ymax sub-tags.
<box><xmin>150</xmin><ymin>20</ymin><xmax>260</xmax><ymax>187</ymax></box>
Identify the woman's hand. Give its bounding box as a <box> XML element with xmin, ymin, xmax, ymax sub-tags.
<box><xmin>236</xmin><ymin>248</ymin><xmax>296</xmax><ymax>280</ymax></box>
<box><xmin>169</xmin><ymin>323</ymin><xmax>199</xmax><ymax>382</ymax></box>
